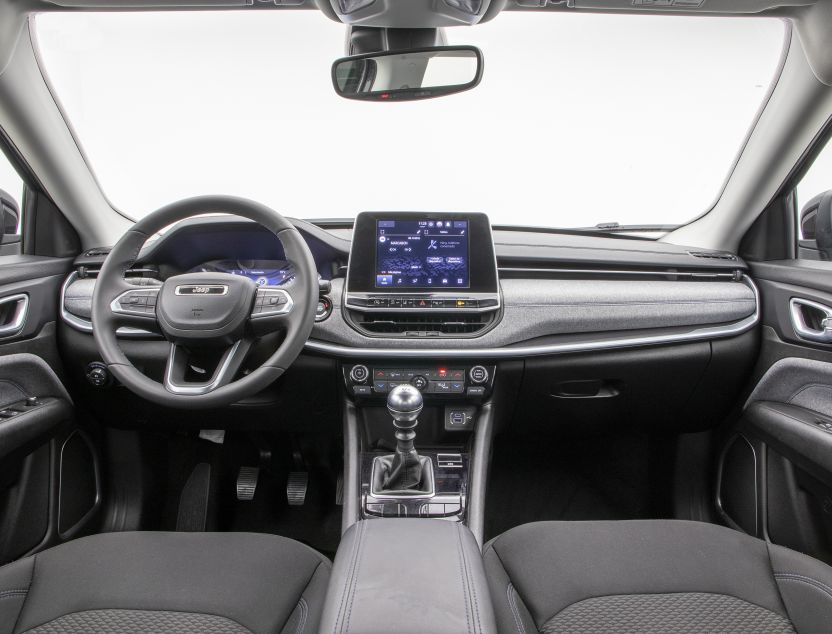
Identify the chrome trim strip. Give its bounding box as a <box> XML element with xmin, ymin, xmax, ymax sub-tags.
<box><xmin>164</xmin><ymin>340</ymin><xmax>243</xmax><ymax>395</ymax></box>
<box><xmin>0</xmin><ymin>293</ymin><xmax>28</xmax><ymax>338</ymax></box>
<box><xmin>304</xmin><ymin>275</ymin><xmax>760</xmax><ymax>359</ymax></box>
<box><xmin>61</xmin><ymin>272</ymin><xmax>159</xmax><ymax>338</ymax></box>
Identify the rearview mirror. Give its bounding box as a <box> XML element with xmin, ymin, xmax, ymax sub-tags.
<box><xmin>332</xmin><ymin>46</ymin><xmax>483</xmax><ymax>102</ymax></box>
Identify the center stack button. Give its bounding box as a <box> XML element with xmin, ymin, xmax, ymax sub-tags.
<box><xmin>411</xmin><ymin>375</ymin><xmax>428</xmax><ymax>390</ymax></box>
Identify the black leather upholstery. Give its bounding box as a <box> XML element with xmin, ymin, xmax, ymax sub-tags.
<box><xmin>320</xmin><ymin>519</ymin><xmax>497</xmax><ymax>634</ymax></box>
<box><xmin>484</xmin><ymin>520</ymin><xmax>832</xmax><ymax>634</ymax></box>
<box><xmin>0</xmin><ymin>531</ymin><xmax>331</xmax><ymax>634</ymax></box>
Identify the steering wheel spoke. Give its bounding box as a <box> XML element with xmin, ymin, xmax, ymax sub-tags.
<box><xmin>249</xmin><ymin>287</ymin><xmax>294</xmax><ymax>335</ymax></box>
<box><xmin>164</xmin><ymin>339</ymin><xmax>253</xmax><ymax>395</ymax></box>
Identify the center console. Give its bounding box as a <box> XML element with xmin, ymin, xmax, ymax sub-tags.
<box><xmin>320</xmin><ymin>518</ymin><xmax>497</xmax><ymax>634</ymax></box>
<box><xmin>340</xmin><ymin>212</ymin><xmax>501</xmax><ymax>542</ymax></box>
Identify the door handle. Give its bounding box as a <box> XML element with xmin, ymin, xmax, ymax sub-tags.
<box><xmin>790</xmin><ymin>297</ymin><xmax>832</xmax><ymax>343</ymax></box>
<box><xmin>0</xmin><ymin>293</ymin><xmax>28</xmax><ymax>338</ymax></box>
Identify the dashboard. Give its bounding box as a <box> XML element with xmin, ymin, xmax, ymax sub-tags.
<box><xmin>60</xmin><ymin>212</ymin><xmax>759</xmax><ymax>358</ymax></box>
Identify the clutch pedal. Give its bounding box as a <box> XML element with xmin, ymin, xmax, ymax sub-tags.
<box><xmin>236</xmin><ymin>466</ymin><xmax>259</xmax><ymax>501</ymax></box>
<box><xmin>287</xmin><ymin>471</ymin><xmax>308</xmax><ymax>506</ymax></box>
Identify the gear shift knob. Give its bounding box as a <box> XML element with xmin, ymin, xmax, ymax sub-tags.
<box><xmin>387</xmin><ymin>384</ymin><xmax>423</xmax><ymax>425</ymax></box>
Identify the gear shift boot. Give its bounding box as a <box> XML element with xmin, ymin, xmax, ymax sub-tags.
<box><xmin>371</xmin><ymin>453</ymin><xmax>435</xmax><ymax>497</ymax></box>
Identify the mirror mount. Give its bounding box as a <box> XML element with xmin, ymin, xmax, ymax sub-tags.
<box><xmin>346</xmin><ymin>26</ymin><xmax>446</xmax><ymax>55</ymax></box>
<box><xmin>332</xmin><ymin>45</ymin><xmax>483</xmax><ymax>102</ymax></box>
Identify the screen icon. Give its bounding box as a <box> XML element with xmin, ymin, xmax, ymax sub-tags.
<box><xmin>376</xmin><ymin>274</ymin><xmax>393</xmax><ymax>286</ymax></box>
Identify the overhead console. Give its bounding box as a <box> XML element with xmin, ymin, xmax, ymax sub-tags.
<box><xmin>344</xmin><ymin>211</ymin><xmax>501</xmax><ymax>337</ymax></box>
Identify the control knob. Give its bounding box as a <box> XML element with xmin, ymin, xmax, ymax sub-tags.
<box><xmin>350</xmin><ymin>364</ymin><xmax>369</xmax><ymax>384</ymax></box>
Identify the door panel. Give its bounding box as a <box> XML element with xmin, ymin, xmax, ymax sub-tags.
<box><xmin>717</xmin><ymin>260</ymin><xmax>832</xmax><ymax>563</ymax></box>
<box><xmin>0</xmin><ymin>256</ymin><xmax>99</xmax><ymax>564</ymax></box>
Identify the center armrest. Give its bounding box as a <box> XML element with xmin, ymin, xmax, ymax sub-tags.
<box><xmin>319</xmin><ymin>518</ymin><xmax>497</xmax><ymax>634</ymax></box>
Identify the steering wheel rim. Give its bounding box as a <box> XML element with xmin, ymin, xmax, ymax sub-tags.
<box><xmin>91</xmin><ymin>195</ymin><xmax>318</xmax><ymax>409</ymax></box>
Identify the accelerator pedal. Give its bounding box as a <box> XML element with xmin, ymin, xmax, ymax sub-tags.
<box><xmin>236</xmin><ymin>466</ymin><xmax>260</xmax><ymax>501</ymax></box>
<box><xmin>287</xmin><ymin>471</ymin><xmax>308</xmax><ymax>506</ymax></box>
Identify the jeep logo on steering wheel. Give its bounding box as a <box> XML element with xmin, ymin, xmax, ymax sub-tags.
<box><xmin>175</xmin><ymin>284</ymin><xmax>228</xmax><ymax>296</ymax></box>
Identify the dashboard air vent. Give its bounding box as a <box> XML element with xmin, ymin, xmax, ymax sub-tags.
<box><xmin>688</xmin><ymin>251</ymin><xmax>738</xmax><ymax>261</ymax></box>
<box><xmin>356</xmin><ymin>312</ymin><xmax>491</xmax><ymax>336</ymax></box>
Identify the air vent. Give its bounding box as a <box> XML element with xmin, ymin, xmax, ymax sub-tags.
<box><xmin>76</xmin><ymin>265</ymin><xmax>160</xmax><ymax>282</ymax></box>
<box><xmin>356</xmin><ymin>312</ymin><xmax>491</xmax><ymax>336</ymax></box>
<box><xmin>688</xmin><ymin>251</ymin><xmax>738</xmax><ymax>261</ymax></box>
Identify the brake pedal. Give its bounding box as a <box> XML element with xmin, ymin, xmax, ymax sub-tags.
<box><xmin>236</xmin><ymin>466</ymin><xmax>259</xmax><ymax>501</ymax></box>
<box><xmin>287</xmin><ymin>471</ymin><xmax>308</xmax><ymax>506</ymax></box>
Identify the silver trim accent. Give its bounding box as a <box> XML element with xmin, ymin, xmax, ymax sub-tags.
<box><xmin>109</xmin><ymin>287</ymin><xmax>161</xmax><ymax>317</ymax></box>
<box><xmin>0</xmin><ymin>293</ymin><xmax>28</xmax><ymax>338</ymax></box>
<box><xmin>789</xmin><ymin>297</ymin><xmax>832</xmax><ymax>344</ymax></box>
<box><xmin>163</xmin><ymin>340</ymin><xmax>244</xmax><ymax>395</ymax></box>
<box><xmin>304</xmin><ymin>275</ymin><xmax>760</xmax><ymax>359</ymax></box>
<box><xmin>60</xmin><ymin>272</ymin><xmax>158</xmax><ymax>338</ymax></box>
<box><xmin>175</xmin><ymin>284</ymin><xmax>228</xmax><ymax>296</ymax></box>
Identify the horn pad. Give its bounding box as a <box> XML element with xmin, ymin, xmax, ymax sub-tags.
<box><xmin>156</xmin><ymin>273</ymin><xmax>257</xmax><ymax>345</ymax></box>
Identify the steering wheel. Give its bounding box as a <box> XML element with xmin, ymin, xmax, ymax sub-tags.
<box><xmin>91</xmin><ymin>196</ymin><xmax>318</xmax><ymax>409</ymax></box>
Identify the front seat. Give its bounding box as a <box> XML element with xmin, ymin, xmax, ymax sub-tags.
<box><xmin>484</xmin><ymin>520</ymin><xmax>832</xmax><ymax>633</ymax></box>
<box><xmin>0</xmin><ymin>531</ymin><xmax>330</xmax><ymax>634</ymax></box>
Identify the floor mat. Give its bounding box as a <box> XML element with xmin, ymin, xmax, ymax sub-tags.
<box><xmin>484</xmin><ymin>430</ymin><xmax>670</xmax><ymax>541</ymax></box>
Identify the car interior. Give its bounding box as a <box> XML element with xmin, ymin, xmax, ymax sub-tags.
<box><xmin>4</xmin><ymin>0</ymin><xmax>832</xmax><ymax>632</ymax></box>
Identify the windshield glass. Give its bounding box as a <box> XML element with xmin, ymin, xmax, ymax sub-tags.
<box><xmin>34</xmin><ymin>11</ymin><xmax>784</xmax><ymax>229</ymax></box>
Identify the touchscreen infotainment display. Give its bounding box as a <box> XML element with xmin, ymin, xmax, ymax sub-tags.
<box><xmin>375</xmin><ymin>219</ymin><xmax>469</xmax><ymax>288</ymax></box>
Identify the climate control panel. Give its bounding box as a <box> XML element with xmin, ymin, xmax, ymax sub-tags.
<box><xmin>345</xmin><ymin>364</ymin><xmax>495</xmax><ymax>398</ymax></box>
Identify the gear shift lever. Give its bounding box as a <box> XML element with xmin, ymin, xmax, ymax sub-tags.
<box><xmin>382</xmin><ymin>384</ymin><xmax>426</xmax><ymax>490</ymax></box>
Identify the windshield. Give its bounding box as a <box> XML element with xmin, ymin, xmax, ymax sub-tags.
<box><xmin>34</xmin><ymin>11</ymin><xmax>784</xmax><ymax>230</ymax></box>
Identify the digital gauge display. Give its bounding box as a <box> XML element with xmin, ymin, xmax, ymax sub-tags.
<box><xmin>191</xmin><ymin>260</ymin><xmax>295</xmax><ymax>286</ymax></box>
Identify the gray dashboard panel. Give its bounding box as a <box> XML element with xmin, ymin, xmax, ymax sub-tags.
<box><xmin>311</xmin><ymin>277</ymin><xmax>757</xmax><ymax>350</ymax></box>
<box><xmin>62</xmin><ymin>275</ymin><xmax>758</xmax><ymax>355</ymax></box>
